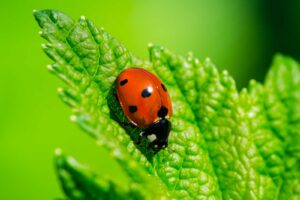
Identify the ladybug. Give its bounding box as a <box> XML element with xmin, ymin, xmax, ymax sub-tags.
<box><xmin>116</xmin><ymin>67</ymin><xmax>172</xmax><ymax>150</ymax></box>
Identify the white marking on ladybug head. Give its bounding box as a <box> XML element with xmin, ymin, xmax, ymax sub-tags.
<box><xmin>162</xmin><ymin>144</ymin><xmax>166</xmax><ymax>148</ymax></box>
<box><xmin>147</xmin><ymin>134</ymin><xmax>157</xmax><ymax>142</ymax></box>
<box><xmin>154</xmin><ymin>144</ymin><xmax>158</xmax><ymax>148</ymax></box>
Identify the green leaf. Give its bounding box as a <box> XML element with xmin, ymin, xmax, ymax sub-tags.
<box><xmin>262</xmin><ymin>55</ymin><xmax>300</xmax><ymax>199</ymax></box>
<box><xmin>55</xmin><ymin>149</ymin><xmax>130</xmax><ymax>200</ymax></box>
<box><xmin>149</xmin><ymin>46</ymin><xmax>277</xmax><ymax>199</ymax></box>
<box><xmin>34</xmin><ymin>9</ymin><xmax>300</xmax><ymax>200</ymax></box>
<box><xmin>34</xmin><ymin>9</ymin><xmax>167</xmax><ymax>200</ymax></box>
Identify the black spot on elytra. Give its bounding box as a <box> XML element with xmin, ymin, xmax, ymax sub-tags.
<box><xmin>120</xmin><ymin>79</ymin><xmax>128</xmax><ymax>86</ymax></box>
<box><xmin>141</xmin><ymin>87</ymin><xmax>152</xmax><ymax>98</ymax></box>
<box><xmin>129</xmin><ymin>105</ymin><xmax>138</xmax><ymax>113</ymax></box>
<box><xmin>161</xmin><ymin>84</ymin><xmax>167</xmax><ymax>91</ymax></box>
<box><xmin>157</xmin><ymin>106</ymin><xmax>168</xmax><ymax>118</ymax></box>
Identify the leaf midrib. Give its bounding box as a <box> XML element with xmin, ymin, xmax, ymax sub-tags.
<box><xmin>152</xmin><ymin>52</ymin><xmax>222</xmax><ymax>197</ymax></box>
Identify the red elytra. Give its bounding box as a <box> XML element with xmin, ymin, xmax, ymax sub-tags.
<box><xmin>116</xmin><ymin>67</ymin><xmax>172</xmax><ymax>128</ymax></box>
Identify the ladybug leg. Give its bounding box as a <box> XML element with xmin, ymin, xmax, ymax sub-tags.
<box><xmin>136</xmin><ymin>131</ymin><xmax>145</xmax><ymax>145</ymax></box>
<box><xmin>140</xmin><ymin>131</ymin><xmax>146</xmax><ymax>137</ymax></box>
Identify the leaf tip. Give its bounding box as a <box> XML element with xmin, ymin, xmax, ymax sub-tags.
<box><xmin>95</xmin><ymin>140</ymin><xmax>106</xmax><ymax>149</ymax></box>
<box><xmin>80</xmin><ymin>15</ymin><xmax>86</xmax><ymax>20</ymax></box>
<box><xmin>112</xmin><ymin>148</ymin><xmax>123</xmax><ymax>159</ymax></box>
<box><xmin>148</xmin><ymin>43</ymin><xmax>154</xmax><ymax>48</ymax></box>
<box><xmin>55</xmin><ymin>147</ymin><xmax>63</xmax><ymax>156</ymax></box>
<box><xmin>222</xmin><ymin>69</ymin><xmax>229</xmax><ymax>76</ymax></box>
<box><xmin>47</xmin><ymin>64</ymin><xmax>53</xmax><ymax>71</ymax></box>
<box><xmin>41</xmin><ymin>43</ymin><xmax>48</xmax><ymax>49</ymax></box>
<box><xmin>187</xmin><ymin>51</ymin><xmax>193</xmax><ymax>56</ymax></box>
<box><xmin>204</xmin><ymin>57</ymin><xmax>212</xmax><ymax>64</ymax></box>
<box><xmin>186</xmin><ymin>51</ymin><xmax>194</xmax><ymax>61</ymax></box>
<box><xmin>70</xmin><ymin>114</ymin><xmax>77</xmax><ymax>122</ymax></box>
<box><xmin>240</xmin><ymin>87</ymin><xmax>248</xmax><ymax>94</ymax></box>
<box><xmin>57</xmin><ymin>87</ymin><xmax>64</xmax><ymax>93</ymax></box>
<box><xmin>249</xmin><ymin>79</ymin><xmax>257</xmax><ymax>86</ymax></box>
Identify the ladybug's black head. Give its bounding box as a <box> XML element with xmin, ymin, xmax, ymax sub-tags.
<box><xmin>143</xmin><ymin>118</ymin><xmax>171</xmax><ymax>150</ymax></box>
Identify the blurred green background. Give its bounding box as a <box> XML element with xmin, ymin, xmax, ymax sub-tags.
<box><xmin>0</xmin><ymin>0</ymin><xmax>299</xmax><ymax>199</ymax></box>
